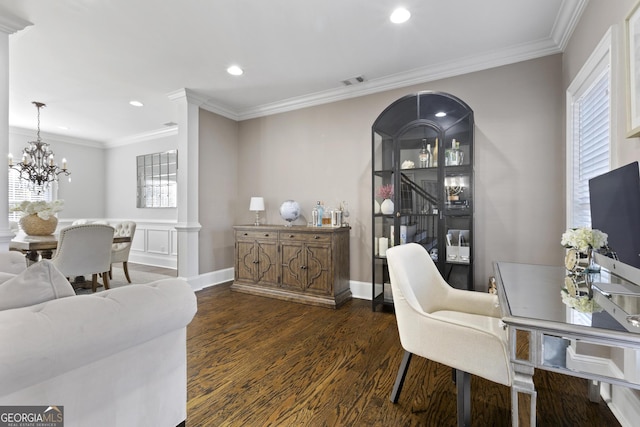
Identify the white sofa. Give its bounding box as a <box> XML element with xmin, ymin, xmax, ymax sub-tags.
<box><xmin>0</xmin><ymin>257</ymin><xmax>197</xmax><ymax>427</ymax></box>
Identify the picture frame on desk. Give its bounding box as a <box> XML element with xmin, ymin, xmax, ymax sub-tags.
<box><xmin>626</xmin><ymin>1</ymin><xmax>640</xmax><ymax>137</ymax></box>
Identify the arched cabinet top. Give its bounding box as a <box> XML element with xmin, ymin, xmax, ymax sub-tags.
<box><xmin>372</xmin><ymin>91</ymin><xmax>473</xmax><ymax>138</ymax></box>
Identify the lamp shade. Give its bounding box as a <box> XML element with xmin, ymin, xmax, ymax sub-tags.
<box><xmin>249</xmin><ymin>197</ymin><xmax>265</xmax><ymax>211</ymax></box>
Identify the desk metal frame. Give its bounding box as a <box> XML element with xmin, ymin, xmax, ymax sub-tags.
<box><xmin>494</xmin><ymin>262</ymin><xmax>640</xmax><ymax>427</ymax></box>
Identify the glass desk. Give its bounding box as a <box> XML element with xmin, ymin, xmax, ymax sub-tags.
<box><xmin>494</xmin><ymin>262</ymin><xmax>640</xmax><ymax>427</ymax></box>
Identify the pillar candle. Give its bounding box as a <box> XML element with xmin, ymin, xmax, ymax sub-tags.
<box><xmin>379</xmin><ymin>237</ymin><xmax>388</xmax><ymax>257</ymax></box>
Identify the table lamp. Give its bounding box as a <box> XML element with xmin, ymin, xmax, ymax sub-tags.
<box><xmin>249</xmin><ymin>197</ymin><xmax>265</xmax><ymax>226</ymax></box>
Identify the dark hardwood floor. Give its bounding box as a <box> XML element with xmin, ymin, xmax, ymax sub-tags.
<box><xmin>185</xmin><ymin>284</ymin><xmax>621</xmax><ymax>426</ymax></box>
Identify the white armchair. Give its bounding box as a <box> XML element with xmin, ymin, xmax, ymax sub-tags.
<box><xmin>51</xmin><ymin>224</ymin><xmax>115</xmax><ymax>292</ymax></box>
<box><xmin>110</xmin><ymin>221</ymin><xmax>136</xmax><ymax>283</ymax></box>
<box><xmin>386</xmin><ymin>243</ymin><xmax>513</xmax><ymax>426</ymax></box>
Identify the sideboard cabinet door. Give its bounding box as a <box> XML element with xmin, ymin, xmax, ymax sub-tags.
<box><xmin>281</xmin><ymin>235</ymin><xmax>332</xmax><ymax>295</ymax></box>
<box><xmin>234</xmin><ymin>230</ymin><xmax>278</xmax><ymax>286</ymax></box>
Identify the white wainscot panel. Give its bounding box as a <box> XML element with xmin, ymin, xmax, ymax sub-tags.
<box><xmin>131</xmin><ymin>232</ymin><xmax>145</xmax><ymax>252</ymax></box>
<box><xmin>126</xmin><ymin>220</ymin><xmax>177</xmax><ymax>269</ymax></box>
<box><xmin>147</xmin><ymin>229</ymin><xmax>171</xmax><ymax>255</ymax></box>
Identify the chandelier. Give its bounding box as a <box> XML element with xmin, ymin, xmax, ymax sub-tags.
<box><xmin>8</xmin><ymin>101</ymin><xmax>70</xmax><ymax>188</ymax></box>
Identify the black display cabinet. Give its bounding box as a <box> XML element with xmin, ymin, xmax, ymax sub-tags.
<box><xmin>372</xmin><ymin>91</ymin><xmax>474</xmax><ymax>311</ymax></box>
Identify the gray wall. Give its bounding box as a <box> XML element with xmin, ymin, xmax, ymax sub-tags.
<box><xmin>198</xmin><ymin>109</ymin><xmax>238</xmax><ymax>274</ymax></box>
<box><xmin>233</xmin><ymin>54</ymin><xmax>565</xmax><ymax>290</ymax></box>
<box><xmin>104</xmin><ymin>133</ymin><xmax>178</xmax><ymax>221</ymax></box>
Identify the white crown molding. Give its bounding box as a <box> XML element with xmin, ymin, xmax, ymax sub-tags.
<box><xmin>167</xmin><ymin>88</ymin><xmax>208</xmax><ymax>106</ymax></box>
<box><xmin>199</xmin><ymin>102</ymin><xmax>240</xmax><ymax>122</ymax></box>
<box><xmin>229</xmin><ymin>37</ymin><xmax>563</xmax><ymax>121</ymax></box>
<box><xmin>550</xmin><ymin>0</ymin><xmax>590</xmax><ymax>50</ymax></box>
<box><xmin>105</xmin><ymin>126</ymin><xmax>178</xmax><ymax>148</ymax></box>
<box><xmin>0</xmin><ymin>10</ymin><xmax>32</xmax><ymax>35</ymax></box>
<box><xmin>9</xmin><ymin>126</ymin><xmax>104</xmax><ymax>149</ymax></box>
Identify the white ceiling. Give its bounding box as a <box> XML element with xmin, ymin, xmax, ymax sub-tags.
<box><xmin>2</xmin><ymin>0</ymin><xmax>587</xmax><ymax>144</ymax></box>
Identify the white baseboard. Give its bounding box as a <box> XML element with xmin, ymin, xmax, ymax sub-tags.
<box><xmin>187</xmin><ymin>272</ymin><xmax>375</xmax><ymax>301</ymax></box>
<box><xmin>186</xmin><ymin>268</ymin><xmax>234</xmax><ymax>292</ymax></box>
<box><xmin>350</xmin><ymin>280</ymin><xmax>374</xmax><ymax>300</ymax></box>
<box><xmin>129</xmin><ymin>252</ymin><xmax>177</xmax><ymax>269</ymax></box>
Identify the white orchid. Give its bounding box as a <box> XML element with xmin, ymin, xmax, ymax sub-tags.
<box><xmin>11</xmin><ymin>199</ymin><xmax>64</xmax><ymax>220</ymax></box>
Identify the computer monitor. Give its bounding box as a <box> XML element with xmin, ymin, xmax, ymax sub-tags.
<box><xmin>589</xmin><ymin>161</ymin><xmax>640</xmax><ymax>269</ymax></box>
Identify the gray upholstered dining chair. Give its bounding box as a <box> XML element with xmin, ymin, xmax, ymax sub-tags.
<box><xmin>51</xmin><ymin>224</ymin><xmax>115</xmax><ymax>292</ymax></box>
<box><xmin>386</xmin><ymin>243</ymin><xmax>513</xmax><ymax>427</ymax></box>
<box><xmin>110</xmin><ymin>221</ymin><xmax>136</xmax><ymax>283</ymax></box>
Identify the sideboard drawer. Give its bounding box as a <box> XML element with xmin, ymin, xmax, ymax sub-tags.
<box><xmin>280</xmin><ymin>232</ymin><xmax>332</xmax><ymax>244</ymax></box>
<box><xmin>236</xmin><ymin>230</ymin><xmax>277</xmax><ymax>240</ymax></box>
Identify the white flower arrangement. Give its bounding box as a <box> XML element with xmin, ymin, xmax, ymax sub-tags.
<box><xmin>10</xmin><ymin>200</ymin><xmax>64</xmax><ymax>221</ymax></box>
<box><xmin>561</xmin><ymin>227</ymin><xmax>608</xmax><ymax>254</ymax></box>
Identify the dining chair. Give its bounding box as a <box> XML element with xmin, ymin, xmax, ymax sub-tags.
<box><xmin>51</xmin><ymin>224</ymin><xmax>115</xmax><ymax>292</ymax></box>
<box><xmin>385</xmin><ymin>243</ymin><xmax>513</xmax><ymax>427</ymax></box>
<box><xmin>110</xmin><ymin>221</ymin><xmax>136</xmax><ymax>283</ymax></box>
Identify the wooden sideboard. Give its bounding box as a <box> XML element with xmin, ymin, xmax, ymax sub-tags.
<box><xmin>231</xmin><ymin>225</ymin><xmax>351</xmax><ymax>308</ymax></box>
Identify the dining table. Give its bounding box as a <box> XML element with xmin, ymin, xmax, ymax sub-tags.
<box><xmin>10</xmin><ymin>231</ymin><xmax>131</xmax><ymax>263</ymax></box>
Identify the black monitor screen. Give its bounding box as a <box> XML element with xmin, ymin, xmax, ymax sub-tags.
<box><xmin>589</xmin><ymin>161</ymin><xmax>640</xmax><ymax>268</ymax></box>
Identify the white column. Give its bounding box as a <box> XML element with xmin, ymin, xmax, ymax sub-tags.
<box><xmin>168</xmin><ymin>88</ymin><xmax>204</xmax><ymax>280</ymax></box>
<box><xmin>0</xmin><ymin>13</ymin><xmax>32</xmax><ymax>250</ymax></box>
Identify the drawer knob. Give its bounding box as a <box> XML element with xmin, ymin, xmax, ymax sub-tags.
<box><xmin>300</xmin><ymin>265</ymin><xmax>307</xmax><ymax>270</ymax></box>
<box><xmin>253</xmin><ymin>260</ymin><xmax>259</xmax><ymax>264</ymax></box>
<box><xmin>289</xmin><ymin>234</ymin><xmax>295</xmax><ymax>238</ymax></box>
<box><xmin>243</xmin><ymin>233</ymin><xmax>248</xmax><ymax>236</ymax></box>
<box><xmin>314</xmin><ymin>235</ymin><xmax>320</xmax><ymax>239</ymax></box>
<box><xmin>264</xmin><ymin>233</ymin><xmax>269</xmax><ymax>237</ymax></box>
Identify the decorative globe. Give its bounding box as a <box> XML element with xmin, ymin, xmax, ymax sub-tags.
<box><xmin>279</xmin><ymin>200</ymin><xmax>301</xmax><ymax>226</ymax></box>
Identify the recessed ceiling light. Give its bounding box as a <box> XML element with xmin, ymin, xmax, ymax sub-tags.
<box><xmin>435</xmin><ymin>112</ymin><xmax>447</xmax><ymax>118</ymax></box>
<box><xmin>390</xmin><ymin>8</ymin><xmax>411</xmax><ymax>24</ymax></box>
<box><xmin>227</xmin><ymin>65</ymin><xmax>244</xmax><ymax>76</ymax></box>
<box><xmin>129</xmin><ymin>100</ymin><xmax>144</xmax><ymax>107</ymax></box>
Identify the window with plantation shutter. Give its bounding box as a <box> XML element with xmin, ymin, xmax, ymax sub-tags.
<box><xmin>567</xmin><ymin>29</ymin><xmax>612</xmax><ymax>229</ymax></box>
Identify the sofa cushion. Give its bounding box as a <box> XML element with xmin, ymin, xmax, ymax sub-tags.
<box><xmin>0</xmin><ymin>252</ymin><xmax>27</xmax><ymax>275</ymax></box>
<box><xmin>0</xmin><ymin>272</ymin><xmax>16</xmax><ymax>286</ymax></box>
<box><xmin>0</xmin><ymin>260</ymin><xmax>75</xmax><ymax>311</ymax></box>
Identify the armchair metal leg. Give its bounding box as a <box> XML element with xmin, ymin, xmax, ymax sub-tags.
<box><xmin>456</xmin><ymin>369</ymin><xmax>471</xmax><ymax>427</ymax></box>
<box><xmin>390</xmin><ymin>350</ymin><xmax>413</xmax><ymax>403</ymax></box>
